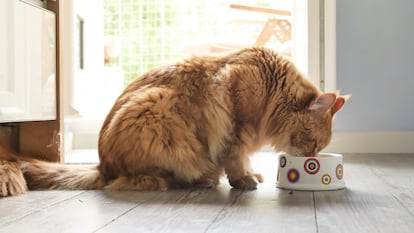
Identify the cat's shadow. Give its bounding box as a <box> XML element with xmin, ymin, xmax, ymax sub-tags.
<box><xmin>99</xmin><ymin>181</ymin><xmax>344</xmax><ymax>207</ymax></box>
<box><xmin>100</xmin><ymin>183</ymin><xmax>375</xmax><ymax>210</ymax></box>
<box><xmin>100</xmin><ymin>185</ymin><xmax>247</xmax><ymax>206</ymax></box>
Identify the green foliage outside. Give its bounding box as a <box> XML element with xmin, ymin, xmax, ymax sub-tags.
<box><xmin>103</xmin><ymin>0</ymin><xmax>290</xmax><ymax>86</ymax></box>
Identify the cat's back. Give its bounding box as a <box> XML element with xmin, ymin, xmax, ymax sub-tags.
<box><xmin>100</xmin><ymin>59</ymin><xmax>228</xmax><ymax>138</ymax></box>
<box><xmin>101</xmin><ymin>46</ymin><xmax>291</xmax><ymax>135</ymax></box>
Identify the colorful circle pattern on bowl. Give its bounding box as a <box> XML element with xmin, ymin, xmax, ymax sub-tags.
<box><xmin>277</xmin><ymin>153</ymin><xmax>345</xmax><ymax>191</ymax></box>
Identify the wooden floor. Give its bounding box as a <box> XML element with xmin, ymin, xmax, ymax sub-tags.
<box><xmin>1</xmin><ymin>153</ymin><xmax>414</xmax><ymax>233</ymax></box>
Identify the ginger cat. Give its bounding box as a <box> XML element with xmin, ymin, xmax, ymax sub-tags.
<box><xmin>0</xmin><ymin>47</ymin><xmax>348</xmax><ymax>197</ymax></box>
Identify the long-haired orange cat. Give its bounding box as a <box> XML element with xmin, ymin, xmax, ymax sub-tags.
<box><xmin>0</xmin><ymin>47</ymin><xmax>348</xmax><ymax>196</ymax></box>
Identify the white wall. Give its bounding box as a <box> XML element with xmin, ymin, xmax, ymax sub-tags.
<box><xmin>327</xmin><ymin>0</ymin><xmax>414</xmax><ymax>153</ymax></box>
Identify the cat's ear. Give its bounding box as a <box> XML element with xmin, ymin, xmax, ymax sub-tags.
<box><xmin>331</xmin><ymin>94</ymin><xmax>351</xmax><ymax>115</ymax></box>
<box><xmin>308</xmin><ymin>93</ymin><xmax>337</xmax><ymax>113</ymax></box>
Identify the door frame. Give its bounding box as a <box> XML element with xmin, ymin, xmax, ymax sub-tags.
<box><xmin>292</xmin><ymin>0</ymin><xmax>336</xmax><ymax>92</ymax></box>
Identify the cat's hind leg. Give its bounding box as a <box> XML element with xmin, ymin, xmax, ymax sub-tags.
<box><xmin>104</xmin><ymin>171</ymin><xmax>223</xmax><ymax>191</ymax></box>
<box><xmin>193</xmin><ymin>172</ymin><xmax>221</xmax><ymax>189</ymax></box>
<box><xmin>103</xmin><ymin>167</ymin><xmax>192</xmax><ymax>191</ymax></box>
<box><xmin>104</xmin><ymin>175</ymin><xmax>169</xmax><ymax>191</ymax></box>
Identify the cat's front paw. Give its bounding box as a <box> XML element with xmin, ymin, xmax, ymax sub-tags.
<box><xmin>0</xmin><ymin>160</ymin><xmax>28</xmax><ymax>197</ymax></box>
<box><xmin>229</xmin><ymin>174</ymin><xmax>263</xmax><ymax>190</ymax></box>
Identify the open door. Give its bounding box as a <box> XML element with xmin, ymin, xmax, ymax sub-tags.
<box><xmin>60</xmin><ymin>0</ymin><xmax>336</xmax><ymax>163</ymax></box>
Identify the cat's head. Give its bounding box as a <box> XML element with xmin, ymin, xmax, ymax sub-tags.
<box><xmin>284</xmin><ymin>93</ymin><xmax>349</xmax><ymax>157</ymax></box>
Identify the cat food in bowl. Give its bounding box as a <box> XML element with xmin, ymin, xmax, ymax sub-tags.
<box><xmin>277</xmin><ymin>153</ymin><xmax>345</xmax><ymax>191</ymax></box>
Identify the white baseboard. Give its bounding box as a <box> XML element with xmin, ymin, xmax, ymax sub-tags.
<box><xmin>70</xmin><ymin>131</ymin><xmax>414</xmax><ymax>154</ymax></box>
<box><xmin>322</xmin><ymin>131</ymin><xmax>414</xmax><ymax>154</ymax></box>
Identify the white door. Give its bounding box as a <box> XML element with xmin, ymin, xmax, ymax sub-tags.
<box><xmin>0</xmin><ymin>1</ymin><xmax>56</xmax><ymax>123</ymax></box>
<box><xmin>0</xmin><ymin>1</ymin><xmax>26</xmax><ymax>119</ymax></box>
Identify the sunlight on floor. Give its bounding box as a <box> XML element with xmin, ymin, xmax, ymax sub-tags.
<box><xmin>64</xmin><ymin>149</ymin><xmax>280</xmax><ymax>185</ymax></box>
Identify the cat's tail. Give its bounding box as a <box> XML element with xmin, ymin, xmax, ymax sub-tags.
<box><xmin>1</xmin><ymin>143</ymin><xmax>172</xmax><ymax>196</ymax></box>
<box><xmin>19</xmin><ymin>159</ymin><xmax>105</xmax><ymax>190</ymax></box>
<box><xmin>0</xmin><ymin>143</ymin><xmax>105</xmax><ymax>196</ymax></box>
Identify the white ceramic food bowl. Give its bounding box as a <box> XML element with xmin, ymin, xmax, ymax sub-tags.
<box><xmin>276</xmin><ymin>153</ymin><xmax>345</xmax><ymax>191</ymax></box>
